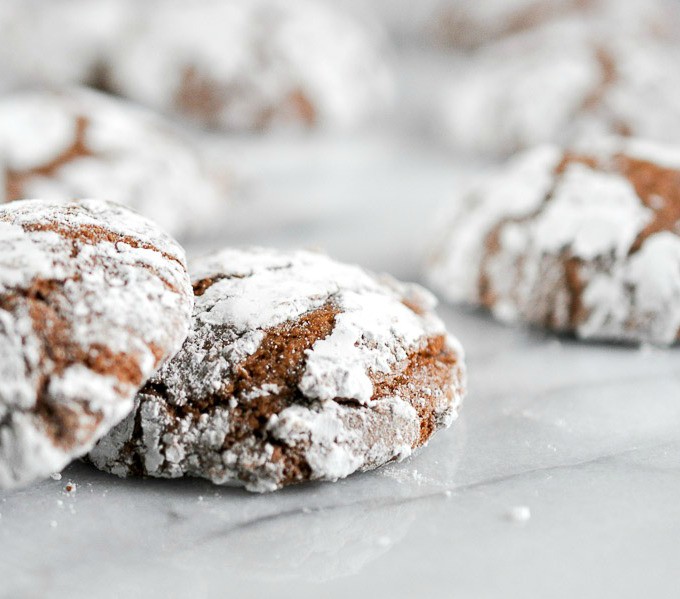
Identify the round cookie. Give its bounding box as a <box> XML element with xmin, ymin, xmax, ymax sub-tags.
<box><xmin>0</xmin><ymin>87</ymin><xmax>231</xmax><ymax>240</ymax></box>
<box><xmin>107</xmin><ymin>0</ymin><xmax>393</xmax><ymax>131</ymax></box>
<box><xmin>440</xmin><ymin>21</ymin><xmax>680</xmax><ymax>157</ymax></box>
<box><xmin>0</xmin><ymin>199</ymin><xmax>193</xmax><ymax>489</ymax></box>
<box><xmin>90</xmin><ymin>248</ymin><xmax>466</xmax><ymax>492</ymax></box>
<box><xmin>427</xmin><ymin>139</ymin><xmax>680</xmax><ymax>345</ymax></box>
<box><xmin>0</xmin><ymin>0</ymin><xmax>133</xmax><ymax>91</ymax></box>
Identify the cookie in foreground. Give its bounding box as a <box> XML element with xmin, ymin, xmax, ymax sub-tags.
<box><xmin>90</xmin><ymin>248</ymin><xmax>466</xmax><ymax>492</ymax></box>
<box><xmin>427</xmin><ymin>139</ymin><xmax>680</xmax><ymax>345</ymax></box>
<box><xmin>0</xmin><ymin>199</ymin><xmax>193</xmax><ymax>489</ymax></box>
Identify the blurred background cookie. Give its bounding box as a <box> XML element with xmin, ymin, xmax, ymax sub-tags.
<box><xmin>439</xmin><ymin>20</ymin><xmax>680</xmax><ymax>157</ymax></box>
<box><xmin>0</xmin><ymin>199</ymin><xmax>193</xmax><ymax>489</ymax></box>
<box><xmin>106</xmin><ymin>0</ymin><xmax>394</xmax><ymax>132</ymax></box>
<box><xmin>0</xmin><ymin>87</ymin><xmax>232</xmax><ymax>240</ymax></box>
<box><xmin>90</xmin><ymin>248</ymin><xmax>466</xmax><ymax>492</ymax></box>
<box><xmin>432</xmin><ymin>0</ymin><xmax>679</xmax><ymax>49</ymax></box>
<box><xmin>344</xmin><ymin>0</ymin><xmax>679</xmax><ymax>48</ymax></box>
<box><xmin>427</xmin><ymin>139</ymin><xmax>680</xmax><ymax>345</ymax></box>
<box><xmin>0</xmin><ymin>0</ymin><xmax>133</xmax><ymax>92</ymax></box>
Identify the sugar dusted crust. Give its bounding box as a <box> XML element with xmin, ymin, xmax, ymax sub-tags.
<box><xmin>90</xmin><ymin>248</ymin><xmax>466</xmax><ymax>492</ymax></box>
<box><xmin>107</xmin><ymin>0</ymin><xmax>393</xmax><ymax>131</ymax></box>
<box><xmin>441</xmin><ymin>20</ymin><xmax>680</xmax><ymax>156</ymax></box>
<box><xmin>427</xmin><ymin>139</ymin><xmax>680</xmax><ymax>345</ymax></box>
<box><xmin>0</xmin><ymin>199</ymin><xmax>193</xmax><ymax>489</ymax></box>
<box><xmin>0</xmin><ymin>87</ymin><xmax>230</xmax><ymax>239</ymax></box>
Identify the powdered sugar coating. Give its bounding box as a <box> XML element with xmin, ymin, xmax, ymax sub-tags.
<box><xmin>427</xmin><ymin>140</ymin><xmax>680</xmax><ymax>345</ymax></box>
<box><xmin>0</xmin><ymin>87</ymin><xmax>231</xmax><ymax>239</ymax></box>
<box><xmin>107</xmin><ymin>0</ymin><xmax>394</xmax><ymax>131</ymax></box>
<box><xmin>90</xmin><ymin>248</ymin><xmax>466</xmax><ymax>492</ymax></box>
<box><xmin>0</xmin><ymin>199</ymin><xmax>193</xmax><ymax>489</ymax></box>
<box><xmin>441</xmin><ymin>21</ymin><xmax>680</xmax><ymax>157</ymax></box>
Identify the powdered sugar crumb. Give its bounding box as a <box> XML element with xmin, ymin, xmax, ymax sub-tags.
<box><xmin>507</xmin><ymin>505</ymin><xmax>531</xmax><ymax>523</ymax></box>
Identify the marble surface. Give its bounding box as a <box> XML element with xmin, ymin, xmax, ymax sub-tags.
<box><xmin>2</xmin><ymin>126</ymin><xmax>680</xmax><ymax>599</ymax></box>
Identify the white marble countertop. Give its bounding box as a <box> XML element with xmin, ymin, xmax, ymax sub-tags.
<box><xmin>2</xmin><ymin>128</ymin><xmax>680</xmax><ymax>599</ymax></box>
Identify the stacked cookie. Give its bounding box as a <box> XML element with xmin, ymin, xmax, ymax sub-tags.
<box><xmin>0</xmin><ymin>200</ymin><xmax>466</xmax><ymax>491</ymax></box>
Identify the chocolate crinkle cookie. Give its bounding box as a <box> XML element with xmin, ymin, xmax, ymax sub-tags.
<box><xmin>441</xmin><ymin>20</ymin><xmax>680</xmax><ymax>157</ymax></box>
<box><xmin>106</xmin><ymin>0</ymin><xmax>393</xmax><ymax>132</ymax></box>
<box><xmin>90</xmin><ymin>248</ymin><xmax>466</xmax><ymax>492</ymax></box>
<box><xmin>0</xmin><ymin>0</ymin><xmax>133</xmax><ymax>92</ymax></box>
<box><xmin>427</xmin><ymin>139</ymin><xmax>680</xmax><ymax>345</ymax></box>
<box><xmin>0</xmin><ymin>199</ymin><xmax>193</xmax><ymax>489</ymax></box>
<box><xmin>0</xmin><ymin>87</ymin><xmax>231</xmax><ymax>240</ymax></box>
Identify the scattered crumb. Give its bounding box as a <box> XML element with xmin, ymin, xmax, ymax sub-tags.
<box><xmin>63</xmin><ymin>482</ymin><xmax>77</xmax><ymax>496</ymax></box>
<box><xmin>507</xmin><ymin>505</ymin><xmax>531</xmax><ymax>523</ymax></box>
<box><xmin>376</xmin><ymin>536</ymin><xmax>392</xmax><ymax>547</ymax></box>
<box><xmin>443</xmin><ymin>490</ymin><xmax>452</xmax><ymax>498</ymax></box>
<box><xmin>50</xmin><ymin>472</ymin><xmax>62</xmax><ymax>481</ymax></box>
<box><xmin>49</xmin><ymin>520</ymin><xmax>58</xmax><ymax>528</ymax></box>
<box><xmin>302</xmin><ymin>507</ymin><xmax>312</xmax><ymax>514</ymax></box>
<box><xmin>56</xmin><ymin>500</ymin><xmax>64</xmax><ymax>508</ymax></box>
<box><xmin>197</xmin><ymin>496</ymin><xmax>204</xmax><ymax>502</ymax></box>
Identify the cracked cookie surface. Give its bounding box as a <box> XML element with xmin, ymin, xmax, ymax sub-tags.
<box><xmin>90</xmin><ymin>248</ymin><xmax>466</xmax><ymax>492</ymax></box>
<box><xmin>0</xmin><ymin>87</ymin><xmax>231</xmax><ymax>239</ymax></box>
<box><xmin>427</xmin><ymin>139</ymin><xmax>680</xmax><ymax>345</ymax></box>
<box><xmin>0</xmin><ymin>199</ymin><xmax>193</xmax><ymax>489</ymax></box>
